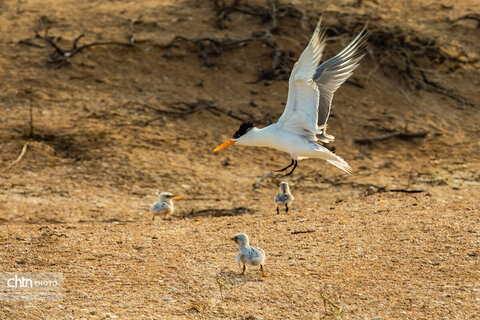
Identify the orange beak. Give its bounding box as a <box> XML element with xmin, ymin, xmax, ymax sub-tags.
<box><xmin>172</xmin><ymin>195</ymin><xmax>184</xmax><ymax>200</ymax></box>
<box><xmin>213</xmin><ymin>139</ymin><xmax>235</xmax><ymax>152</ymax></box>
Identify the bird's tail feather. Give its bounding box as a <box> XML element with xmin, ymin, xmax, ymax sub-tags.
<box><xmin>314</xmin><ymin>145</ymin><xmax>353</xmax><ymax>174</ymax></box>
<box><xmin>327</xmin><ymin>159</ymin><xmax>353</xmax><ymax>175</ymax></box>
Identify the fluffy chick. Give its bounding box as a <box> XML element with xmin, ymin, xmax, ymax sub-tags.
<box><xmin>232</xmin><ymin>233</ymin><xmax>266</xmax><ymax>277</ymax></box>
<box><xmin>150</xmin><ymin>192</ymin><xmax>184</xmax><ymax>220</ymax></box>
<box><xmin>274</xmin><ymin>182</ymin><xmax>294</xmax><ymax>214</ymax></box>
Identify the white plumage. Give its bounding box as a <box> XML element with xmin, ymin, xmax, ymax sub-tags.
<box><xmin>150</xmin><ymin>192</ymin><xmax>184</xmax><ymax>220</ymax></box>
<box><xmin>274</xmin><ymin>182</ymin><xmax>294</xmax><ymax>214</ymax></box>
<box><xmin>214</xmin><ymin>18</ymin><xmax>367</xmax><ymax>176</ymax></box>
<box><xmin>233</xmin><ymin>233</ymin><xmax>266</xmax><ymax>277</ymax></box>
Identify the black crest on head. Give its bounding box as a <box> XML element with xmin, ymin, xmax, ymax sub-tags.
<box><xmin>233</xmin><ymin>122</ymin><xmax>254</xmax><ymax>139</ymax></box>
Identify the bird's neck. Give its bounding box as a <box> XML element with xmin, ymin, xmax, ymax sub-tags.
<box><xmin>239</xmin><ymin>126</ymin><xmax>275</xmax><ymax>148</ymax></box>
<box><xmin>239</xmin><ymin>243</ymin><xmax>250</xmax><ymax>250</ymax></box>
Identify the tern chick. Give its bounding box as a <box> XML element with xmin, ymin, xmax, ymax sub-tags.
<box><xmin>275</xmin><ymin>182</ymin><xmax>294</xmax><ymax>214</ymax></box>
<box><xmin>150</xmin><ymin>193</ymin><xmax>184</xmax><ymax>220</ymax></box>
<box><xmin>232</xmin><ymin>233</ymin><xmax>266</xmax><ymax>277</ymax></box>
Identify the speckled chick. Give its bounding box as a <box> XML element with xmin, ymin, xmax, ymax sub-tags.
<box><xmin>150</xmin><ymin>193</ymin><xmax>183</xmax><ymax>220</ymax></box>
<box><xmin>274</xmin><ymin>182</ymin><xmax>294</xmax><ymax>214</ymax></box>
<box><xmin>233</xmin><ymin>233</ymin><xmax>266</xmax><ymax>277</ymax></box>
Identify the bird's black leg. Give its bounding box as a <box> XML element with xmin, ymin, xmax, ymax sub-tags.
<box><xmin>274</xmin><ymin>159</ymin><xmax>295</xmax><ymax>172</ymax></box>
<box><xmin>283</xmin><ymin>160</ymin><xmax>298</xmax><ymax>176</ymax></box>
<box><xmin>286</xmin><ymin>204</ymin><xmax>289</xmax><ymax>213</ymax></box>
<box><xmin>276</xmin><ymin>207</ymin><xmax>279</xmax><ymax>215</ymax></box>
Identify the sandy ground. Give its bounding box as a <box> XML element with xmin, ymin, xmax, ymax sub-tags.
<box><xmin>0</xmin><ymin>0</ymin><xmax>479</xmax><ymax>319</ymax></box>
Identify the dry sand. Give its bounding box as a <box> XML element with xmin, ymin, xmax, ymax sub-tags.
<box><xmin>0</xmin><ymin>0</ymin><xmax>479</xmax><ymax>318</ymax></box>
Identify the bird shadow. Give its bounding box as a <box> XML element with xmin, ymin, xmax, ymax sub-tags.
<box><xmin>182</xmin><ymin>206</ymin><xmax>255</xmax><ymax>219</ymax></box>
<box><xmin>217</xmin><ymin>270</ymin><xmax>265</xmax><ymax>287</ymax></box>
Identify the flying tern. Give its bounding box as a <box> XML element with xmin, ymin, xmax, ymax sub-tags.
<box><xmin>214</xmin><ymin>19</ymin><xmax>367</xmax><ymax>175</ymax></box>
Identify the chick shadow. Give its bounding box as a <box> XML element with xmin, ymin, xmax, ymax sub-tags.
<box><xmin>217</xmin><ymin>270</ymin><xmax>265</xmax><ymax>286</ymax></box>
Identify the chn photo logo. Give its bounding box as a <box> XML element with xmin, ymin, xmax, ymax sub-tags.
<box><xmin>0</xmin><ymin>272</ymin><xmax>63</xmax><ymax>300</ymax></box>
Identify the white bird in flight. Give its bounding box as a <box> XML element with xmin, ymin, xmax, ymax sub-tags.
<box><xmin>214</xmin><ymin>19</ymin><xmax>367</xmax><ymax>175</ymax></box>
<box><xmin>232</xmin><ymin>233</ymin><xmax>266</xmax><ymax>277</ymax></box>
<box><xmin>150</xmin><ymin>192</ymin><xmax>184</xmax><ymax>220</ymax></box>
<box><xmin>275</xmin><ymin>182</ymin><xmax>294</xmax><ymax>214</ymax></box>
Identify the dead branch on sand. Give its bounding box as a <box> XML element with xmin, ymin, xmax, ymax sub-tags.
<box><xmin>166</xmin><ymin>0</ymin><xmax>301</xmax><ymax>80</ymax></box>
<box><xmin>353</xmin><ymin>131</ymin><xmax>428</xmax><ymax>145</ymax></box>
<box><xmin>168</xmin><ymin>2</ymin><xmax>477</xmax><ymax>106</ymax></box>
<box><xmin>390</xmin><ymin>188</ymin><xmax>424</xmax><ymax>194</ymax></box>
<box><xmin>38</xmin><ymin>19</ymin><xmax>136</xmax><ymax>69</ymax></box>
<box><xmin>165</xmin><ymin>0</ymin><xmax>278</xmax><ymax>67</ymax></box>
<box><xmin>319</xmin><ymin>178</ymin><xmax>424</xmax><ymax>195</ymax></box>
<box><xmin>451</xmin><ymin>13</ymin><xmax>480</xmax><ymax>27</ymax></box>
<box><xmin>291</xmin><ymin>230</ymin><xmax>315</xmax><ymax>235</ymax></box>
<box><xmin>2</xmin><ymin>143</ymin><xmax>28</xmax><ymax>172</ymax></box>
<box><xmin>328</xmin><ymin>12</ymin><xmax>477</xmax><ymax>107</ymax></box>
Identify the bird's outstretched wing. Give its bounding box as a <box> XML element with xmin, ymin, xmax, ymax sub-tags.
<box><xmin>314</xmin><ymin>28</ymin><xmax>368</xmax><ymax>142</ymax></box>
<box><xmin>277</xmin><ymin>18</ymin><xmax>326</xmax><ymax>135</ymax></box>
<box><xmin>277</xmin><ymin>19</ymin><xmax>367</xmax><ymax>142</ymax></box>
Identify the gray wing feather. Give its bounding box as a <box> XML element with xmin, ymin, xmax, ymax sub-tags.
<box><xmin>313</xmin><ymin>29</ymin><xmax>368</xmax><ymax>141</ymax></box>
<box><xmin>275</xmin><ymin>193</ymin><xmax>289</xmax><ymax>203</ymax></box>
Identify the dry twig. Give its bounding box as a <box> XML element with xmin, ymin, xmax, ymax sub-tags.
<box><xmin>40</xmin><ymin>19</ymin><xmax>136</xmax><ymax>69</ymax></box>
<box><xmin>291</xmin><ymin>230</ymin><xmax>315</xmax><ymax>235</ymax></box>
<box><xmin>166</xmin><ymin>0</ymin><xmax>281</xmax><ymax>68</ymax></box>
<box><xmin>253</xmin><ymin>172</ymin><xmax>275</xmax><ymax>189</ymax></box>
<box><xmin>452</xmin><ymin>13</ymin><xmax>480</xmax><ymax>27</ymax></box>
<box><xmin>2</xmin><ymin>144</ymin><xmax>28</xmax><ymax>172</ymax></box>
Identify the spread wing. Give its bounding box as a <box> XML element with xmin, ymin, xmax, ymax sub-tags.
<box><xmin>277</xmin><ymin>18</ymin><xmax>326</xmax><ymax>135</ymax></box>
<box><xmin>314</xmin><ymin>28</ymin><xmax>368</xmax><ymax>142</ymax></box>
<box><xmin>277</xmin><ymin>19</ymin><xmax>367</xmax><ymax>141</ymax></box>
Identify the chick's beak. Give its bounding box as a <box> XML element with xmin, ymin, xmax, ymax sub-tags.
<box><xmin>172</xmin><ymin>195</ymin><xmax>184</xmax><ymax>200</ymax></box>
<box><xmin>231</xmin><ymin>237</ymin><xmax>237</xmax><ymax>243</ymax></box>
<box><xmin>214</xmin><ymin>139</ymin><xmax>235</xmax><ymax>152</ymax></box>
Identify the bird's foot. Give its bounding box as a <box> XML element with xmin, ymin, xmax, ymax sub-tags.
<box><xmin>282</xmin><ymin>160</ymin><xmax>298</xmax><ymax>176</ymax></box>
<box><xmin>274</xmin><ymin>159</ymin><xmax>295</xmax><ymax>172</ymax></box>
